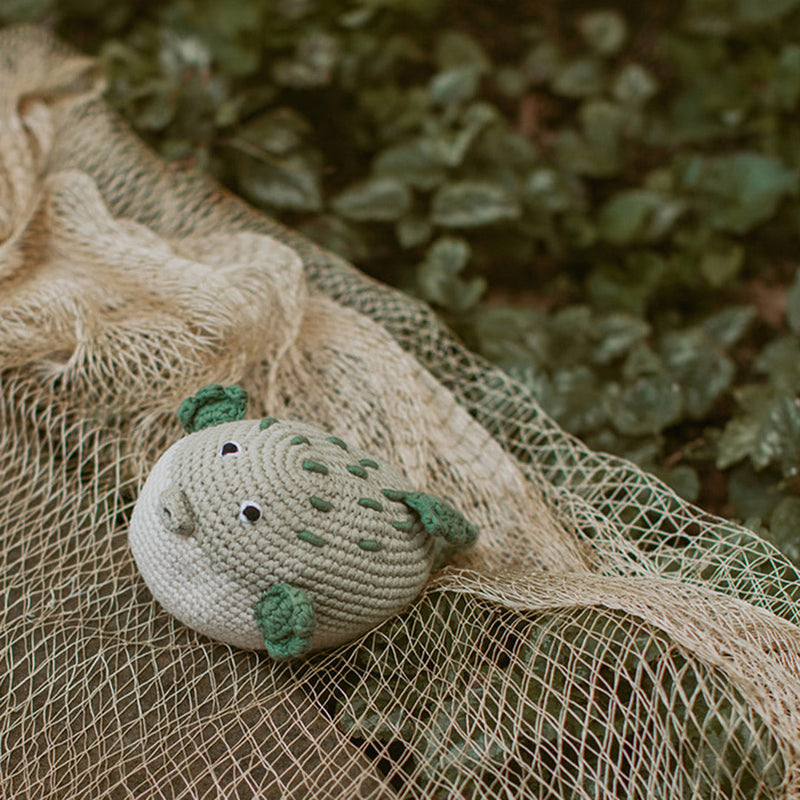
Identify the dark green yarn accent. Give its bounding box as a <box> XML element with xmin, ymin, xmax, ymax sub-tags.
<box><xmin>302</xmin><ymin>460</ymin><xmax>329</xmax><ymax>475</ymax></box>
<box><xmin>401</xmin><ymin>491</ymin><xmax>479</xmax><ymax>547</ymax></box>
<box><xmin>254</xmin><ymin>583</ymin><xmax>315</xmax><ymax>660</ymax></box>
<box><xmin>327</xmin><ymin>436</ymin><xmax>348</xmax><ymax>451</ymax></box>
<box><xmin>310</xmin><ymin>496</ymin><xmax>333</xmax><ymax>512</ymax></box>
<box><xmin>359</xmin><ymin>458</ymin><xmax>379</xmax><ymax>469</ymax></box>
<box><xmin>259</xmin><ymin>417</ymin><xmax>278</xmax><ymax>430</ymax></box>
<box><xmin>178</xmin><ymin>385</ymin><xmax>248</xmax><ymax>433</ymax></box>
<box><xmin>381</xmin><ymin>488</ymin><xmax>406</xmax><ymax>502</ymax></box>
<box><xmin>291</xmin><ymin>435</ymin><xmax>310</xmax><ymax>446</ymax></box>
<box><xmin>297</xmin><ymin>530</ymin><xmax>326</xmax><ymax>547</ymax></box>
<box><xmin>358</xmin><ymin>497</ymin><xmax>383</xmax><ymax>512</ymax></box>
<box><xmin>347</xmin><ymin>464</ymin><xmax>368</xmax><ymax>479</ymax></box>
<box><xmin>392</xmin><ymin>520</ymin><xmax>413</xmax><ymax>532</ymax></box>
<box><xmin>358</xmin><ymin>539</ymin><xmax>384</xmax><ymax>552</ymax></box>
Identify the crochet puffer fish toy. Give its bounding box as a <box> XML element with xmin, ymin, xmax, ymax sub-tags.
<box><xmin>129</xmin><ymin>385</ymin><xmax>478</xmax><ymax>660</ymax></box>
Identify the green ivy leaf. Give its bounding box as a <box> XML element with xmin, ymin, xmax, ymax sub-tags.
<box><xmin>623</xmin><ymin>343</ymin><xmax>665</xmax><ymax>380</ymax></box>
<box><xmin>332</xmin><ymin>177</ymin><xmax>412</xmax><ymax>221</ymax></box>
<box><xmin>417</xmin><ymin>237</ymin><xmax>485</xmax><ymax>312</ymax></box>
<box><xmin>754</xmin><ymin>337</ymin><xmax>800</xmax><ymax>395</ymax></box>
<box><xmin>422</xmin><ymin>104</ymin><xmax>498</xmax><ymax>169</ymax></box>
<box><xmin>754</xmin><ymin>395</ymin><xmax>800</xmax><ymax>475</ymax></box>
<box><xmin>698</xmin><ymin>240</ymin><xmax>745</xmax><ymax>287</ymax></box>
<box><xmin>272</xmin><ymin>30</ymin><xmax>340</xmax><ymax>88</ymax></box>
<box><xmin>429</xmin><ymin>66</ymin><xmax>482</xmax><ymax>105</ymax></box>
<box><xmin>396</xmin><ymin>216</ymin><xmax>433</xmax><ymax>248</ymax></box>
<box><xmin>604</xmin><ymin>375</ymin><xmax>683</xmax><ymax>436</ymax></box>
<box><xmin>431</xmin><ymin>181</ymin><xmax>521</xmax><ymax>227</ymax></box>
<box><xmin>473</xmin><ymin>125</ymin><xmax>538</xmax><ymax>171</ymax></box>
<box><xmin>586</xmin><ymin>252</ymin><xmax>667</xmax><ymax>315</ymax></box>
<box><xmin>435</xmin><ymin>30</ymin><xmax>491</xmax><ymax>71</ymax></box>
<box><xmin>661</xmin><ymin>328</ymin><xmax>735</xmax><ymax>419</ymax></box>
<box><xmin>551</xmin><ymin>57</ymin><xmax>606</xmax><ymax>98</ymax></box>
<box><xmin>236</xmin><ymin>108</ymin><xmax>312</xmax><ymax>156</ymax></box>
<box><xmin>168</xmin><ymin>1</ymin><xmax>265</xmax><ymax>78</ymax></box>
<box><xmin>234</xmin><ymin>152</ymin><xmax>322</xmax><ymax>211</ymax></box>
<box><xmin>717</xmin><ymin>385</ymin><xmax>772</xmax><ymax>469</ymax></box>
<box><xmin>591</xmin><ymin>315</ymin><xmax>651</xmax><ymax>364</ymax></box>
<box><xmin>717</xmin><ymin>414</ymin><xmax>762</xmax><ymax>470</ymax></box>
<box><xmin>578</xmin><ymin>10</ymin><xmax>627</xmax><ymax>56</ymax></box>
<box><xmin>472</xmin><ymin>307</ymin><xmax>548</xmax><ymax>370</ymax></box>
<box><xmin>554</xmin><ymin>100</ymin><xmax>626</xmax><ymax>178</ymax></box>
<box><xmin>373</xmin><ymin>139</ymin><xmax>448</xmax><ymax>190</ymax></box>
<box><xmin>702</xmin><ymin>306</ymin><xmax>756</xmax><ymax>348</ymax></box>
<box><xmin>546</xmin><ymin>366</ymin><xmax>606</xmax><ymax>434</ymax></box>
<box><xmin>524</xmin><ymin>168</ymin><xmax>583</xmax><ymax>213</ymax></box>
<box><xmin>679</xmin><ymin>153</ymin><xmax>798</xmax><ymax>234</ymax></box>
<box><xmin>612</xmin><ymin>63</ymin><xmax>659</xmax><ymax>106</ymax></box>
<box><xmin>521</xmin><ymin>40</ymin><xmax>562</xmax><ymax>85</ymax></box>
<box><xmin>597</xmin><ymin>190</ymin><xmax>684</xmax><ymax>245</ymax></box>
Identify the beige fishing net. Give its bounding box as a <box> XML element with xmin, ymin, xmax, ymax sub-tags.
<box><xmin>2</xmin><ymin>24</ymin><xmax>800</xmax><ymax>800</ymax></box>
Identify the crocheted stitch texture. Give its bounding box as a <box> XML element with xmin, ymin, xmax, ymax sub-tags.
<box><xmin>129</xmin><ymin>415</ymin><xmax>452</xmax><ymax>653</ymax></box>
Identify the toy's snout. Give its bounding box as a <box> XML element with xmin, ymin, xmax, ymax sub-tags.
<box><xmin>158</xmin><ymin>485</ymin><xmax>195</xmax><ymax>537</ymax></box>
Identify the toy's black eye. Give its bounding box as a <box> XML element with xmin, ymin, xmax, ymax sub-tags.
<box><xmin>239</xmin><ymin>501</ymin><xmax>262</xmax><ymax>523</ymax></box>
<box><xmin>220</xmin><ymin>441</ymin><xmax>240</xmax><ymax>456</ymax></box>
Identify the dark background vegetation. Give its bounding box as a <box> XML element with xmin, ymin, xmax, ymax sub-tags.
<box><xmin>5</xmin><ymin>0</ymin><xmax>800</xmax><ymax>561</ymax></box>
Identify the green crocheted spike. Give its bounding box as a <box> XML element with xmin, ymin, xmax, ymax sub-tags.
<box><xmin>254</xmin><ymin>583</ymin><xmax>316</xmax><ymax>660</ymax></box>
<box><xmin>394</xmin><ymin>490</ymin><xmax>478</xmax><ymax>548</ymax></box>
<box><xmin>178</xmin><ymin>385</ymin><xmax>248</xmax><ymax>433</ymax></box>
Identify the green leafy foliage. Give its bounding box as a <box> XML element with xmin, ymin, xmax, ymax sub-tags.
<box><xmin>12</xmin><ymin>0</ymin><xmax>800</xmax><ymax>551</ymax></box>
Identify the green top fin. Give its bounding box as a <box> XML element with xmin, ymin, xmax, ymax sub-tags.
<box><xmin>178</xmin><ymin>384</ymin><xmax>248</xmax><ymax>433</ymax></box>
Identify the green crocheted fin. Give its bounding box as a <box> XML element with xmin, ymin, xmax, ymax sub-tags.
<box><xmin>177</xmin><ymin>384</ymin><xmax>248</xmax><ymax>433</ymax></box>
<box><xmin>254</xmin><ymin>583</ymin><xmax>316</xmax><ymax>660</ymax></box>
<box><xmin>385</xmin><ymin>489</ymin><xmax>478</xmax><ymax>548</ymax></box>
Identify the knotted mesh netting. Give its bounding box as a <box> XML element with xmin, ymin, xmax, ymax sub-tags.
<box><xmin>2</xmin><ymin>25</ymin><xmax>800</xmax><ymax>800</ymax></box>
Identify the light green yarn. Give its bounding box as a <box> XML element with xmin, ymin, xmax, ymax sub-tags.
<box><xmin>178</xmin><ymin>385</ymin><xmax>248</xmax><ymax>433</ymax></box>
<box><xmin>302</xmin><ymin>460</ymin><xmax>329</xmax><ymax>475</ymax></box>
<box><xmin>383</xmin><ymin>489</ymin><xmax>478</xmax><ymax>547</ymax></box>
<box><xmin>297</xmin><ymin>530</ymin><xmax>326</xmax><ymax>547</ymax></box>
<box><xmin>254</xmin><ymin>583</ymin><xmax>316</xmax><ymax>660</ymax></box>
<box><xmin>358</xmin><ymin>497</ymin><xmax>384</xmax><ymax>511</ymax></box>
<box><xmin>310</xmin><ymin>496</ymin><xmax>333</xmax><ymax>512</ymax></box>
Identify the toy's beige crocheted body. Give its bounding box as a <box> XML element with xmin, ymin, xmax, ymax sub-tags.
<box><xmin>130</xmin><ymin>414</ymin><xmax>448</xmax><ymax>654</ymax></box>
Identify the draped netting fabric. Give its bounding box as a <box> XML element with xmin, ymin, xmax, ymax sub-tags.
<box><xmin>2</xmin><ymin>25</ymin><xmax>800</xmax><ymax>800</ymax></box>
